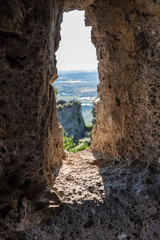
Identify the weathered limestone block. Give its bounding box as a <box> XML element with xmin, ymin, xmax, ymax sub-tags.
<box><xmin>0</xmin><ymin>0</ymin><xmax>64</xmax><ymax>236</ymax></box>
<box><xmin>63</xmin><ymin>0</ymin><xmax>94</xmax><ymax>11</ymax></box>
<box><xmin>88</xmin><ymin>0</ymin><xmax>160</xmax><ymax>166</ymax></box>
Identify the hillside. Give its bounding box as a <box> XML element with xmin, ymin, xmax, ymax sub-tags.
<box><xmin>53</xmin><ymin>70</ymin><xmax>99</xmax><ymax>125</ymax></box>
<box><xmin>57</xmin><ymin>100</ymin><xmax>86</xmax><ymax>141</ymax></box>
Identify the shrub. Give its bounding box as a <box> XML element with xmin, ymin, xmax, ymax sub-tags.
<box><xmin>74</xmin><ymin>142</ymin><xmax>89</xmax><ymax>152</ymax></box>
<box><xmin>54</xmin><ymin>87</ymin><xmax>58</xmax><ymax>99</ymax></box>
<box><xmin>63</xmin><ymin>130</ymin><xmax>90</xmax><ymax>153</ymax></box>
<box><xmin>63</xmin><ymin>131</ymin><xmax>76</xmax><ymax>153</ymax></box>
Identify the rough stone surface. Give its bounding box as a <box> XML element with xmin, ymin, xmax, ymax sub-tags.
<box><xmin>0</xmin><ymin>0</ymin><xmax>160</xmax><ymax>238</ymax></box>
<box><xmin>57</xmin><ymin>101</ymin><xmax>86</xmax><ymax>141</ymax></box>
<box><xmin>63</xmin><ymin>0</ymin><xmax>95</xmax><ymax>12</ymax></box>
<box><xmin>26</xmin><ymin>150</ymin><xmax>160</xmax><ymax>240</ymax></box>
<box><xmin>88</xmin><ymin>0</ymin><xmax>160</xmax><ymax>166</ymax></box>
<box><xmin>0</xmin><ymin>0</ymin><xmax>64</xmax><ymax>237</ymax></box>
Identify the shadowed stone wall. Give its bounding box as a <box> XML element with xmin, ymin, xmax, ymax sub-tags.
<box><xmin>0</xmin><ymin>0</ymin><xmax>64</xmax><ymax>236</ymax></box>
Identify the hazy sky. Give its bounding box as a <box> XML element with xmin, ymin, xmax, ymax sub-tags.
<box><xmin>56</xmin><ymin>10</ymin><xmax>98</xmax><ymax>71</ymax></box>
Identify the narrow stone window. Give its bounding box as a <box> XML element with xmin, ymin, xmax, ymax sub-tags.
<box><xmin>53</xmin><ymin>10</ymin><xmax>99</xmax><ymax>153</ymax></box>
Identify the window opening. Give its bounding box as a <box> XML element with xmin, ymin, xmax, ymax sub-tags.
<box><xmin>53</xmin><ymin>10</ymin><xmax>99</xmax><ymax>153</ymax></box>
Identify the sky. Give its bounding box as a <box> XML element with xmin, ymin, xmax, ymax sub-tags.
<box><xmin>56</xmin><ymin>10</ymin><xmax>98</xmax><ymax>71</ymax></box>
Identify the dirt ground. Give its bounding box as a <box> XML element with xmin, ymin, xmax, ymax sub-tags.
<box><xmin>26</xmin><ymin>149</ymin><xmax>160</xmax><ymax>240</ymax></box>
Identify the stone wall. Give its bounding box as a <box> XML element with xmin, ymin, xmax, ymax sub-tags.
<box><xmin>0</xmin><ymin>0</ymin><xmax>160</xmax><ymax>238</ymax></box>
<box><xmin>88</xmin><ymin>0</ymin><xmax>160</xmax><ymax>166</ymax></box>
<box><xmin>63</xmin><ymin>0</ymin><xmax>94</xmax><ymax>12</ymax></box>
<box><xmin>0</xmin><ymin>0</ymin><xmax>64</xmax><ymax>235</ymax></box>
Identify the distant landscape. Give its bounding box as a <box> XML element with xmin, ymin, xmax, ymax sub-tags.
<box><xmin>52</xmin><ymin>70</ymin><xmax>99</xmax><ymax>125</ymax></box>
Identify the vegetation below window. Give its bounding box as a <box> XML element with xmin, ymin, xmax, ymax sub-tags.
<box><xmin>63</xmin><ymin>130</ymin><xmax>91</xmax><ymax>153</ymax></box>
